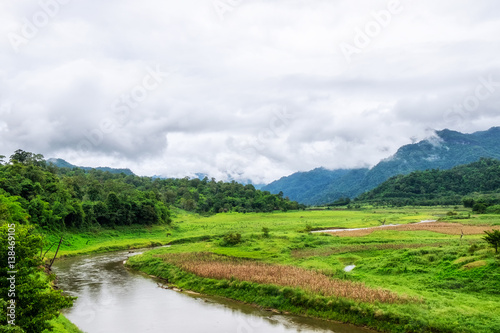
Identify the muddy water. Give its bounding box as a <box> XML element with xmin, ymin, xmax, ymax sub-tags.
<box><xmin>52</xmin><ymin>250</ymin><xmax>376</xmax><ymax>333</ymax></box>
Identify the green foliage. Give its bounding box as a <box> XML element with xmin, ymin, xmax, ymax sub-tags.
<box><xmin>43</xmin><ymin>315</ymin><xmax>84</xmax><ymax>333</ymax></box>
<box><xmin>0</xmin><ymin>223</ymin><xmax>74</xmax><ymax>333</ymax></box>
<box><xmin>265</xmin><ymin>127</ymin><xmax>500</xmax><ymax>205</ymax></box>
<box><xmin>261</xmin><ymin>227</ymin><xmax>270</xmax><ymax>238</ymax></box>
<box><xmin>357</xmin><ymin>158</ymin><xmax>500</xmax><ymax>206</ymax></box>
<box><xmin>473</xmin><ymin>203</ymin><xmax>487</xmax><ymax>214</ymax></box>
<box><xmin>0</xmin><ymin>150</ymin><xmax>300</xmax><ymax>232</ymax></box>
<box><xmin>483</xmin><ymin>230</ymin><xmax>500</xmax><ymax>253</ymax></box>
<box><xmin>221</xmin><ymin>233</ymin><xmax>242</xmax><ymax>246</ymax></box>
<box><xmin>486</xmin><ymin>205</ymin><xmax>500</xmax><ymax>214</ymax></box>
<box><xmin>328</xmin><ymin>197</ymin><xmax>351</xmax><ymax>207</ymax></box>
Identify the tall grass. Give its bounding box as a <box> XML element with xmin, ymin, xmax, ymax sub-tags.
<box><xmin>156</xmin><ymin>252</ymin><xmax>420</xmax><ymax>304</ymax></box>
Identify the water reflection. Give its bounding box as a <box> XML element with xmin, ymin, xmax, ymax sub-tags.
<box><xmin>53</xmin><ymin>250</ymin><xmax>375</xmax><ymax>333</ymax></box>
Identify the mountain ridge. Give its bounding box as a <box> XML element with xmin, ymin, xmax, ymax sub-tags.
<box><xmin>47</xmin><ymin>158</ymin><xmax>135</xmax><ymax>176</ymax></box>
<box><xmin>263</xmin><ymin>126</ymin><xmax>500</xmax><ymax>205</ymax></box>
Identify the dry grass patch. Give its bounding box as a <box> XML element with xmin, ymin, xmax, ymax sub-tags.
<box><xmin>453</xmin><ymin>257</ymin><xmax>474</xmax><ymax>265</ymax></box>
<box><xmin>156</xmin><ymin>252</ymin><xmax>421</xmax><ymax>304</ymax></box>
<box><xmin>326</xmin><ymin>222</ymin><xmax>500</xmax><ymax>237</ymax></box>
<box><xmin>462</xmin><ymin>260</ymin><xmax>488</xmax><ymax>270</ymax></box>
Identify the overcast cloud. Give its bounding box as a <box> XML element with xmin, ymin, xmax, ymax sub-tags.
<box><xmin>1</xmin><ymin>0</ymin><xmax>500</xmax><ymax>183</ymax></box>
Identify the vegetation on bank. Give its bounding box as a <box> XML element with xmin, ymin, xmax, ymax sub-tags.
<box><xmin>43</xmin><ymin>316</ymin><xmax>84</xmax><ymax>333</ymax></box>
<box><xmin>0</xmin><ymin>224</ymin><xmax>74</xmax><ymax>333</ymax></box>
<box><xmin>0</xmin><ymin>149</ymin><xmax>302</xmax><ymax>332</ymax></box>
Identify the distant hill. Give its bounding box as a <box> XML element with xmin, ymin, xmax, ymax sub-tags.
<box><xmin>47</xmin><ymin>158</ymin><xmax>135</xmax><ymax>176</ymax></box>
<box><xmin>263</xmin><ymin>126</ymin><xmax>500</xmax><ymax>205</ymax></box>
<box><xmin>262</xmin><ymin>167</ymin><xmax>369</xmax><ymax>204</ymax></box>
<box><xmin>356</xmin><ymin>158</ymin><xmax>500</xmax><ymax>206</ymax></box>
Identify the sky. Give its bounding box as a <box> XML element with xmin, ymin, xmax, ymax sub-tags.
<box><xmin>1</xmin><ymin>0</ymin><xmax>500</xmax><ymax>184</ymax></box>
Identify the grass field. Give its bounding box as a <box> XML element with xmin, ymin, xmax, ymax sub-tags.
<box><xmin>50</xmin><ymin>206</ymin><xmax>500</xmax><ymax>332</ymax></box>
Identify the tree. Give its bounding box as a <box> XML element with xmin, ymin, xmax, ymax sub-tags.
<box><xmin>0</xmin><ymin>223</ymin><xmax>74</xmax><ymax>332</ymax></box>
<box><xmin>473</xmin><ymin>203</ymin><xmax>487</xmax><ymax>214</ymax></box>
<box><xmin>9</xmin><ymin>150</ymin><xmax>45</xmax><ymax>167</ymax></box>
<box><xmin>483</xmin><ymin>230</ymin><xmax>500</xmax><ymax>253</ymax></box>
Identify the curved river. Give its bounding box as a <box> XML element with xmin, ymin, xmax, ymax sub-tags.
<box><xmin>52</xmin><ymin>250</ymin><xmax>376</xmax><ymax>333</ymax></box>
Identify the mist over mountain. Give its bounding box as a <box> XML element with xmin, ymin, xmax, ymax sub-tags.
<box><xmin>263</xmin><ymin>127</ymin><xmax>500</xmax><ymax>205</ymax></box>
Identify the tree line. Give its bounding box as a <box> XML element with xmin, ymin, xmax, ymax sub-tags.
<box><xmin>0</xmin><ymin>150</ymin><xmax>302</xmax><ymax>231</ymax></box>
<box><xmin>355</xmin><ymin>158</ymin><xmax>500</xmax><ymax>207</ymax></box>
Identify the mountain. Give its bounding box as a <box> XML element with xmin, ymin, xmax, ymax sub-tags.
<box><xmin>356</xmin><ymin>158</ymin><xmax>500</xmax><ymax>206</ymax></box>
<box><xmin>263</xmin><ymin>126</ymin><xmax>500</xmax><ymax>205</ymax></box>
<box><xmin>262</xmin><ymin>167</ymin><xmax>369</xmax><ymax>204</ymax></box>
<box><xmin>47</xmin><ymin>158</ymin><xmax>135</xmax><ymax>176</ymax></box>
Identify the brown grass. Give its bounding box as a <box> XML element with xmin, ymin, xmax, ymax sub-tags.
<box><xmin>326</xmin><ymin>222</ymin><xmax>500</xmax><ymax>237</ymax></box>
<box><xmin>156</xmin><ymin>252</ymin><xmax>421</xmax><ymax>304</ymax></box>
<box><xmin>462</xmin><ymin>260</ymin><xmax>488</xmax><ymax>270</ymax></box>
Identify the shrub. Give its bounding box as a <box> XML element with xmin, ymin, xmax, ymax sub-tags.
<box><xmin>222</xmin><ymin>233</ymin><xmax>242</xmax><ymax>246</ymax></box>
<box><xmin>486</xmin><ymin>205</ymin><xmax>500</xmax><ymax>214</ymax></box>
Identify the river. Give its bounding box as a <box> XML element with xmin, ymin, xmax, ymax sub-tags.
<box><xmin>52</xmin><ymin>249</ymin><xmax>376</xmax><ymax>333</ymax></box>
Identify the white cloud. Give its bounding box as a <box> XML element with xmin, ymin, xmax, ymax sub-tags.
<box><xmin>0</xmin><ymin>0</ymin><xmax>499</xmax><ymax>183</ymax></box>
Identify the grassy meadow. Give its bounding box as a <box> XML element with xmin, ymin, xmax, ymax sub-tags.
<box><xmin>48</xmin><ymin>206</ymin><xmax>500</xmax><ymax>332</ymax></box>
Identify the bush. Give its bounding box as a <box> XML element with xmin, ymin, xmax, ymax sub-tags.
<box><xmin>221</xmin><ymin>233</ymin><xmax>242</xmax><ymax>246</ymax></box>
<box><xmin>486</xmin><ymin>205</ymin><xmax>500</xmax><ymax>214</ymax></box>
<box><xmin>473</xmin><ymin>203</ymin><xmax>487</xmax><ymax>214</ymax></box>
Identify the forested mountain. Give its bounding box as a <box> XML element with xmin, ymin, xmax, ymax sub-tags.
<box><xmin>356</xmin><ymin>158</ymin><xmax>500</xmax><ymax>206</ymax></box>
<box><xmin>47</xmin><ymin>158</ymin><xmax>135</xmax><ymax>176</ymax></box>
<box><xmin>262</xmin><ymin>167</ymin><xmax>369</xmax><ymax>205</ymax></box>
<box><xmin>263</xmin><ymin>127</ymin><xmax>500</xmax><ymax>205</ymax></box>
<box><xmin>0</xmin><ymin>150</ymin><xmax>301</xmax><ymax>231</ymax></box>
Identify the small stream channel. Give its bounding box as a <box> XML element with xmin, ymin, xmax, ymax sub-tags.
<box><xmin>52</xmin><ymin>249</ymin><xmax>376</xmax><ymax>333</ymax></box>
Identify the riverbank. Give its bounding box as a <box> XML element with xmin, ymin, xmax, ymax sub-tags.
<box><xmin>44</xmin><ymin>316</ymin><xmax>84</xmax><ymax>333</ymax></box>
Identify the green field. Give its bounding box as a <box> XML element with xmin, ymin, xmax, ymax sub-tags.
<box><xmin>49</xmin><ymin>207</ymin><xmax>500</xmax><ymax>332</ymax></box>
<box><xmin>46</xmin><ymin>207</ymin><xmax>443</xmax><ymax>258</ymax></box>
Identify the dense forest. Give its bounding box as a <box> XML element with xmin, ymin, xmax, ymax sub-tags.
<box><xmin>355</xmin><ymin>158</ymin><xmax>500</xmax><ymax>207</ymax></box>
<box><xmin>0</xmin><ymin>150</ymin><xmax>302</xmax><ymax>231</ymax></box>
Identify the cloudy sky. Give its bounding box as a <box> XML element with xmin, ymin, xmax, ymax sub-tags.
<box><xmin>1</xmin><ymin>0</ymin><xmax>500</xmax><ymax>183</ymax></box>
